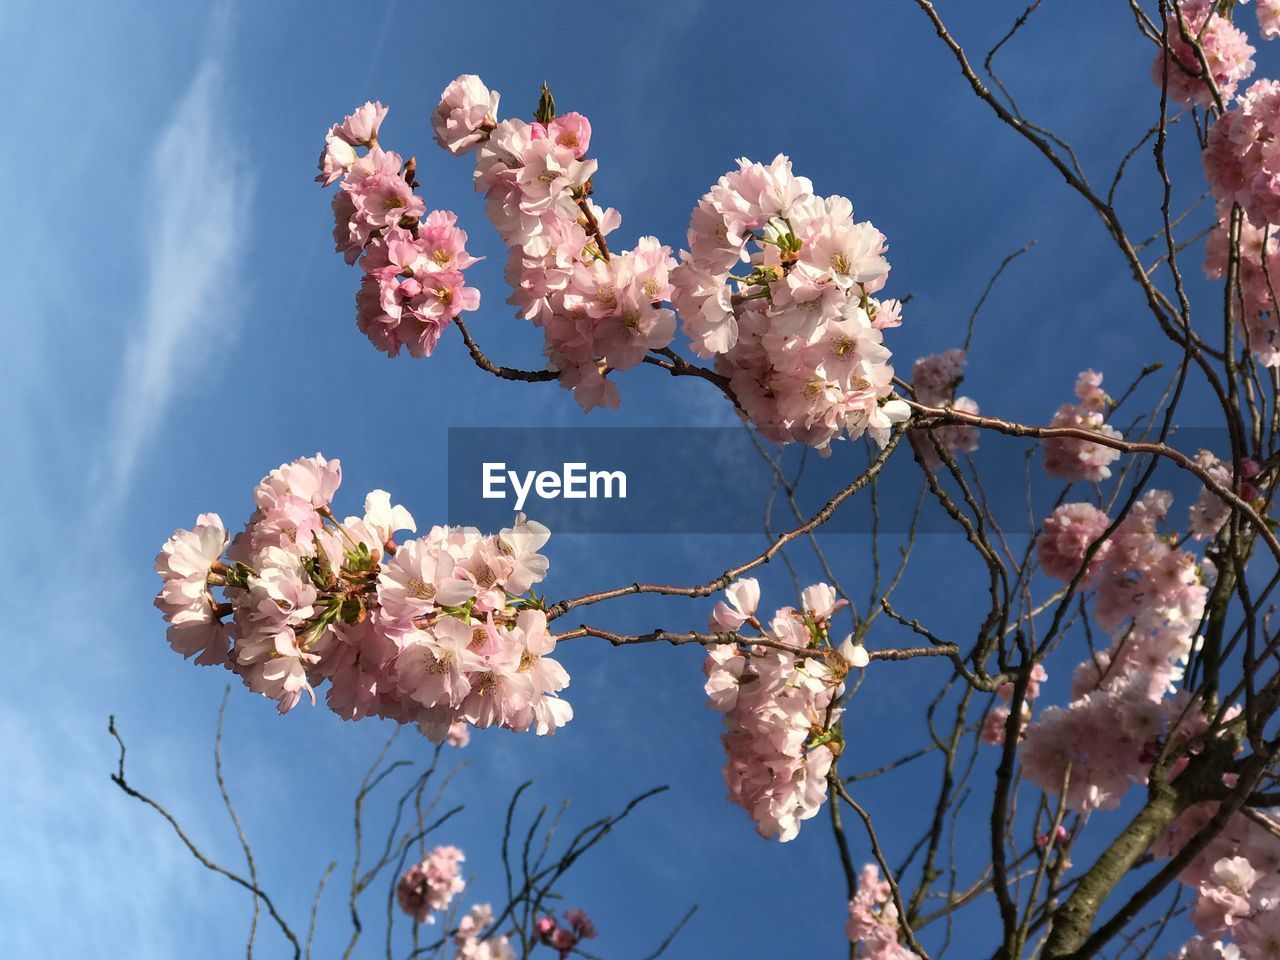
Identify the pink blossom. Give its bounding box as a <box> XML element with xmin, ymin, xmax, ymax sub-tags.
<box><xmin>1074</xmin><ymin>369</ymin><xmax>1108</xmax><ymax>409</ymax></box>
<box><xmin>998</xmin><ymin>663</ymin><xmax>1048</xmax><ymax>702</ymax></box>
<box><xmin>494</xmin><ymin>513</ymin><xmax>551</xmax><ymax>595</ymax></box>
<box><xmin>360</xmin><ymin>489</ymin><xmax>416</xmax><ymax>548</ymax></box>
<box><xmin>1168</xmin><ymin>938</ymin><xmax>1243</xmax><ymax>960</ymax></box>
<box><xmin>1193</xmin><ymin>856</ymin><xmax>1257</xmax><ymax>936</ymax></box>
<box><xmin>705</xmin><ymin>581</ymin><xmax>851</xmax><ymax>841</ymax></box>
<box><xmin>911</xmin><ymin>349</ymin><xmax>967</xmax><ymax>407</ymax></box>
<box><xmin>456</xmin><ymin>903</ymin><xmax>493</xmax><ymax>941</ymax></box>
<box><xmin>546</xmin><ymin>112</ymin><xmax>591</xmax><ymax>158</ymax></box>
<box><xmin>433</xmin><ymin>75</ymin><xmax>500</xmax><ymax>156</ymax></box>
<box><xmin>564</xmin><ymin>908</ymin><xmax>596</xmax><ymax>939</ymax></box>
<box><xmin>1153</xmin><ymin>1</ymin><xmax>1255</xmax><ymax>107</ymax></box>
<box><xmin>378</xmin><ymin>538</ymin><xmax>468</xmax><ymax>620</ymax></box>
<box><xmin>160</xmin><ymin>451</ymin><xmax>567</xmax><ymax>738</ymax></box>
<box><xmin>1204</xmin><ymin>210</ymin><xmax>1280</xmax><ymax>365</ymax></box>
<box><xmin>231</xmin><ymin>552</ymin><xmax>322</xmax><ymax>713</ymax></box>
<box><xmin>794</xmin><ymin>196</ymin><xmax>889</xmax><ymax>291</ymax></box>
<box><xmin>709</xmin><ymin>577</ymin><xmax>760</xmax><ymax>631</ymax></box>
<box><xmin>535</xmin><ymin>909</ymin><xmax>597</xmax><ymax>958</ymax></box>
<box><xmin>346</xmin><ymin>160</ymin><xmax>425</xmax><ymax>234</ymax></box>
<box><xmin>711</xmin><ymin>155</ymin><xmax>813</xmax><ymax>245</ymax></box>
<box><xmin>910</xmin><ymin>349</ymin><xmax>979</xmax><ymax>463</ymax></box>
<box><xmin>1037</xmin><ymin>502</ymin><xmax>1113</xmax><ymax>583</ymax></box>
<box><xmin>1205</xmin><ymin>79</ymin><xmax>1280</xmax><ymax>228</ymax></box>
<box><xmin>1187</xmin><ymin>450</ymin><xmax>1257</xmax><ymax>540</ymax></box>
<box><xmin>669</xmin><ymin>160</ymin><xmax>909</xmax><ymax>450</ymax></box>
<box><xmin>421</xmin><ymin>82</ymin><xmax>907</xmax><ymax>434</ymax></box>
<box><xmin>454</xmin><ymin>903</ymin><xmax>514</xmax><ymax>960</ymax></box>
<box><xmin>1236</xmin><ymin>903</ymin><xmax>1280</xmax><ymax>958</ymax></box>
<box><xmin>1261</xmin><ymin>0</ymin><xmax>1280</xmax><ymax>39</ymax></box>
<box><xmin>1020</xmin><ymin>489</ymin><xmax>1210</xmax><ymax>813</ymax></box>
<box><xmin>1042</xmin><ymin>372</ymin><xmax>1122</xmax><ymax>482</ymax></box>
<box><xmin>981</xmin><ymin>706</ymin><xmax>1013</xmax><ymax>746</ymax></box>
<box><xmin>396</xmin><ymin>845</ymin><xmax>466</xmax><ymax>923</ymax></box>
<box><xmin>669</xmin><ymin>257</ymin><xmax>736</xmax><ymax>355</ymax></box>
<box><xmin>394</xmin><ymin>616</ymin><xmax>477</xmax><ymax>710</ymax></box>
<box><xmin>257</xmin><ymin>453</ymin><xmax>342</xmax><ymax>511</ymax></box>
<box><xmin>1036</xmin><ymin>825</ymin><xmax>1069</xmax><ymax>848</ymax></box>
<box><xmin>846</xmin><ymin>864</ymin><xmax>921</xmax><ymax>959</ymax></box>
<box><xmin>317</xmin><ymin>110</ymin><xmax>484</xmax><ymax>356</ymax></box>
<box><xmin>838</xmin><ymin>636</ymin><xmax>870</xmax><ymax>670</ymax></box>
<box><xmin>313</xmin><ymin>618</ymin><xmax>401</xmax><ymax>721</ymax></box>
<box><xmin>333</xmin><ymin>101</ymin><xmax>389</xmax><ymax>147</ymax></box>
<box><xmin>317</xmin><ymin>131</ymin><xmax>357</xmax><ymax>186</ymax></box>
<box><xmin>155</xmin><ymin>513</ymin><xmax>231</xmax><ymax>666</ymax></box>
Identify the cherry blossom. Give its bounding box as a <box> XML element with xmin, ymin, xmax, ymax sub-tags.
<box><xmin>1261</xmin><ymin>0</ymin><xmax>1280</xmax><ymax>40</ymax></box>
<box><xmin>534</xmin><ymin>909</ymin><xmax>597</xmax><ymax>958</ymax></box>
<box><xmin>910</xmin><ymin>349</ymin><xmax>979</xmax><ymax>463</ymax></box>
<box><xmin>432</xmin><ymin>75</ymin><xmax>500</xmax><ymax>156</ymax></box>
<box><xmin>1205</xmin><ymin>79</ymin><xmax>1280</xmax><ymax>228</ymax></box>
<box><xmin>703</xmin><ymin>581</ymin><xmax>861</xmax><ymax>841</ymax></box>
<box><xmin>453</xmin><ymin>903</ymin><xmax>514</xmax><ymax>960</ymax></box>
<box><xmin>156</xmin><ymin>454</ymin><xmax>565</xmax><ymax>738</ymax></box>
<box><xmin>1153</xmin><ymin>0</ymin><xmax>1255</xmax><ymax>107</ymax></box>
<box><xmin>1204</xmin><ymin>210</ymin><xmax>1280</xmax><ymax>365</ymax></box>
<box><xmin>1042</xmin><ymin>371</ymin><xmax>1122</xmax><ymax>483</ymax></box>
<box><xmin>396</xmin><ymin>845</ymin><xmax>466</xmax><ymax>923</ymax></box>
<box><xmin>1021</xmin><ymin>490</ymin><xmax>1211</xmax><ymax>811</ymax></box>
<box><xmin>1037</xmin><ymin>501</ymin><xmax>1114</xmax><ymax>584</ymax></box>
<box><xmin>846</xmin><ymin>863</ymin><xmax>920</xmax><ymax>960</ymax></box>
<box><xmin>672</xmin><ymin>162</ymin><xmax>908</xmax><ymax>450</ymax></box>
<box><xmin>319</xmin><ymin>80</ymin><xmax>911</xmax><ymax>449</ymax></box>
<box><xmin>1188</xmin><ymin>450</ymin><xmax>1261</xmax><ymax>540</ymax></box>
<box><xmin>317</xmin><ymin>104</ymin><xmax>483</xmax><ymax>355</ymax></box>
<box><xmin>154</xmin><ymin>512</ymin><xmax>231</xmax><ymax>666</ymax></box>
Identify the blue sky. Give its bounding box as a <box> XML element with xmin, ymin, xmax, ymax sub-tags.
<box><xmin>1</xmin><ymin>0</ymin><xmax>1271</xmax><ymax>956</ymax></box>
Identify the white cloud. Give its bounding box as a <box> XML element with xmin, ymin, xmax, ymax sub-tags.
<box><xmin>98</xmin><ymin>51</ymin><xmax>251</xmax><ymax>517</ymax></box>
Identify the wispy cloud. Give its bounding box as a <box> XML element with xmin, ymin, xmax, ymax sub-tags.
<box><xmin>98</xmin><ymin>43</ymin><xmax>251</xmax><ymax>516</ymax></box>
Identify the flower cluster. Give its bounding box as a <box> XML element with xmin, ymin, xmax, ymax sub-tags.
<box><xmin>318</xmin><ymin>102</ymin><xmax>482</xmax><ymax>359</ymax></box>
<box><xmin>909</xmin><ymin>348</ymin><xmax>980</xmax><ymax>464</ymax></box>
<box><xmin>980</xmin><ymin>665</ymin><xmax>1048</xmax><ymax>747</ymax></box>
<box><xmin>704</xmin><ymin>579</ymin><xmax>866</xmax><ymax>841</ymax></box>
<box><xmin>1036</xmin><ymin>501</ymin><xmax>1112</xmax><ymax>583</ymax></box>
<box><xmin>396</xmin><ymin>845</ymin><xmax>466</xmax><ymax>923</ymax></box>
<box><xmin>432</xmin><ymin>75</ymin><xmax>677</xmax><ymax>412</ymax></box>
<box><xmin>1152</xmin><ymin>0</ymin><xmax>1255</xmax><ymax>107</ymax></box>
<box><xmin>1204</xmin><ymin>212</ymin><xmax>1280</xmax><ymax>366</ymax></box>
<box><xmin>1188</xmin><ymin>450</ymin><xmax>1263</xmax><ymax>540</ymax></box>
<box><xmin>670</xmin><ymin>156</ymin><xmax>908</xmax><ymax>451</ymax></box>
<box><xmin>452</xmin><ymin>904</ymin><xmax>513</xmax><ymax>960</ymax></box>
<box><xmin>534</xmin><ymin>909</ymin><xmax>597</xmax><ymax>958</ymax></box>
<box><xmin>1021</xmin><ymin>490</ymin><xmax>1211</xmax><ymax>810</ymax></box>
<box><xmin>154</xmin><ymin>454</ymin><xmax>569</xmax><ymax>741</ymax></box>
<box><xmin>845</xmin><ymin>863</ymin><xmax>920</xmax><ymax>960</ymax></box>
<box><xmin>1262</xmin><ymin>0</ymin><xmax>1280</xmax><ymax>40</ymax></box>
<box><xmin>1162</xmin><ymin>811</ymin><xmax>1280</xmax><ymax>959</ymax></box>
<box><xmin>317</xmin><ymin>81</ymin><xmax>909</xmax><ymax>447</ymax></box>
<box><xmin>1041</xmin><ymin>370</ymin><xmax>1122</xmax><ymax>483</ymax></box>
<box><xmin>1205</xmin><ymin>79</ymin><xmax>1280</xmax><ymax>230</ymax></box>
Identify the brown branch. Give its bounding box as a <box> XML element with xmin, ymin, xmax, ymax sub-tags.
<box><xmin>545</xmin><ymin>425</ymin><xmax>905</xmax><ymax>620</ymax></box>
<box><xmin>453</xmin><ymin>315</ymin><xmax>558</xmax><ymax>383</ymax></box>
<box><xmin>107</xmin><ymin>716</ymin><xmax>301</xmax><ymax>959</ymax></box>
<box><xmin>907</xmin><ymin>398</ymin><xmax>1280</xmax><ymax>562</ymax></box>
<box><xmin>835</xmin><ymin>782</ymin><xmax>930</xmax><ymax>960</ymax></box>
